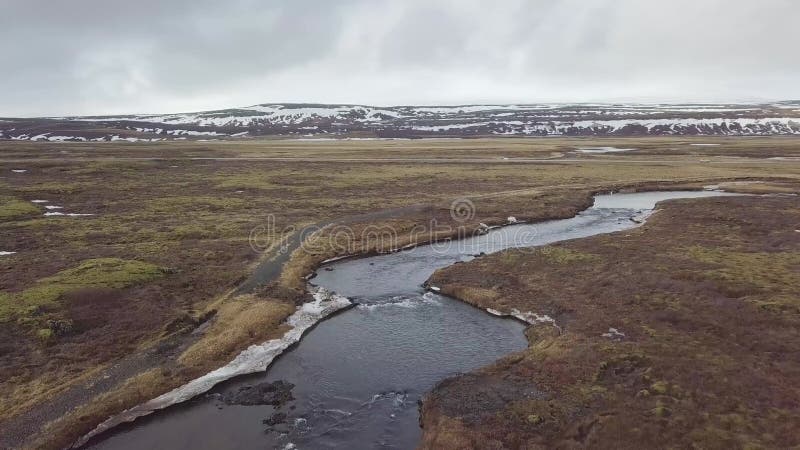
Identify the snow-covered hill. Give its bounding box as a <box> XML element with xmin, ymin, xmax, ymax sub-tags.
<box><xmin>2</xmin><ymin>102</ymin><xmax>800</xmax><ymax>142</ymax></box>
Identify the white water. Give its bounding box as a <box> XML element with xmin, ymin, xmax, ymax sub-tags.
<box><xmin>80</xmin><ymin>190</ymin><xmax>742</xmax><ymax>449</ymax></box>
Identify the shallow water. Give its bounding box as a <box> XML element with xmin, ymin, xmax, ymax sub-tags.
<box><xmin>86</xmin><ymin>191</ymin><xmax>737</xmax><ymax>450</ymax></box>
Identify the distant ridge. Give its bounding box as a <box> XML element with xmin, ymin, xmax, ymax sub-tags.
<box><xmin>2</xmin><ymin>101</ymin><xmax>800</xmax><ymax>142</ymax></box>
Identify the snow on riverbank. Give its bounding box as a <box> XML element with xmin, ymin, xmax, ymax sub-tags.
<box><xmin>576</xmin><ymin>146</ymin><xmax>635</xmax><ymax>153</ymax></box>
<box><xmin>72</xmin><ymin>287</ymin><xmax>352</xmax><ymax>448</ymax></box>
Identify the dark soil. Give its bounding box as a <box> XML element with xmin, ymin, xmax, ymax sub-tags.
<box><xmin>424</xmin><ymin>195</ymin><xmax>800</xmax><ymax>449</ymax></box>
<box><xmin>1</xmin><ymin>140</ymin><xmax>798</xmax><ymax>449</ymax></box>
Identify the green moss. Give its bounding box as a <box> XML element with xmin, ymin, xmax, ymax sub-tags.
<box><xmin>496</xmin><ymin>250</ymin><xmax>525</xmax><ymax>265</ymax></box>
<box><xmin>15</xmin><ymin>181</ymin><xmax>90</xmax><ymax>194</ymax></box>
<box><xmin>684</xmin><ymin>247</ymin><xmax>800</xmax><ymax>313</ymax></box>
<box><xmin>41</xmin><ymin>258</ymin><xmax>166</xmax><ymax>288</ymax></box>
<box><xmin>686</xmin><ymin>247</ymin><xmax>800</xmax><ymax>292</ymax></box>
<box><xmin>0</xmin><ymin>258</ymin><xmax>166</xmax><ymax>323</ymax></box>
<box><xmin>742</xmin><ymin>444</ymin><xmax>764</xmax><ymax>450</ymax></box>
<box><xmin>526</xmin><ymin>414</ymin><xmax>544</xmax><ymax>425</ymax></box>
<box><xmin>145</xmin><ymin>196</ymin><xmax>248</xmax><ymax>213</ymax></box>
<box><xmin>652</xmin><ymin>404</ymin><xmax>672</xmax><ymax>418</ymax></box>
<box><xmin>752</xmin><ymin>297</ymin><xmax>799</xmax><ymax>314</ymax></box>
<box><xmin>651</xmin><ymin>380</ymin><xmax>669</xmax><ymax>395</ymax></box>
<box><xmin>595</xmin><ymin>353</ymin><xmax>650</xmax><ymax>383</ymax></box>
<box><xmin>641</xmin><ymin>325</ymin><xmax>658</xmax><ymax>337</ymax></box>
<box><xmin>0</xmin><ymin>292</ymin><xmax>11</xmax><ymax>318</ymax></box>
<box><xmin>213</xmin><ymin>173</ymin><xmax>288</xmax><ymax>190</ymax></box>
<box><xmin>172</xmin><ymin>225</ymin><xmax>216</xmax><ymax>240</ymax></box>
<box><xmin>538</xmin><ymin>246</ymin><xmax>599</xmax><ymax>265</ymax></box>
<box><xmin>36</xmin><ymin>328</ymin><xmax>54</xmax><ymax>343</ymax></box>
<box><xmin>0</xmin><ymin>196</ymin><xmax>41</xmax><ymax>220</ymax></box>
<box><xmin>17</xmin><ymin>284</ymin><xmax>64</xmax><ymax>312</ymax></box>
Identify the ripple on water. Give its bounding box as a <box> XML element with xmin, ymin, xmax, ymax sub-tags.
<box><xmin>85</xmin><ymin>191</ymin><xmax>740</xmax><ymax>450</ymax></box>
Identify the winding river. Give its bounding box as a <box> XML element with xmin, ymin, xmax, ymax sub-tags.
<box><xmin>85</xmin><ymin>190</ymin><xmax>737</xmax><ymax>450</ymax></box>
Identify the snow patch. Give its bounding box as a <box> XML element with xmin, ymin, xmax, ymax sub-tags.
<box><xmin>44</xmin><ymin>212</ymin><xmax>94</xmax><ymax>217</ymax></box>
<box><xmin>30</xmin><ymin>104</ymin><xmax>800</xmax><ymax>137</ymax></box>
<box><xmin>510</xmin><ymin>309</ymin><xmax>556</xmax><ymax>326</ymax></box>
<box><xmin>602</xmin><ymin>327</ymin><xmax>626</xmax><ymax>339</ymax></box>
<box><xmin>319</xmin><ymin>255</ymin><xmax>353</xmax><ymax>264</ymax></box>
<box><xmin>484</xmin><ymin>307</ymin><xmax>560</xmax><ymax>328</ymax></box>
<box><xmin>577</xmin><ymin>147</ymin><xmax>634</xmax><ymax>153</ymax></box>
<box><xmin>46</xmin><ymin>135</ymin><xmax>88</xmax><ymax>142</ymax></box>
<box><xmin>0</xmin><ymin>251</ymin><xmax>15</xmax><ymax>256</ymax></box>
<box><xmin>71</xmin><ymin>286</ymin><xmax>351</xmax><ymax>449</ymax></box>
<box><xmin>166</xmin><ymin>129</ymin><xmax>226</xmax><ymax>136</ymax></box>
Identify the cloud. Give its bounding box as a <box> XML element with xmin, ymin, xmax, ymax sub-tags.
<box><xmin>1</xmin><ymin>0</ymin><xmax>798</xmax><ymax>116</ymax></box>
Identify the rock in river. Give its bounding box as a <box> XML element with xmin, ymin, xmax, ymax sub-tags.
<box><xmin>222</xmin><ymin>380</ymin><xmax>295</xmax><ymax>407</ymax></box>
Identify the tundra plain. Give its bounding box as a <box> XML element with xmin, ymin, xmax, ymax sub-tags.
<box><xmin>1</xmin><ymin>137</ymin><xmax>799</xmax><ymax>449</ymax></box>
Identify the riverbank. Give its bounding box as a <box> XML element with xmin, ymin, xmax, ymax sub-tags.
<box><xmin>47</xmin><ymin>188</ymin><xmax>597</xmax><ymax>449</ymax></box>
<box><xmin>80</xmin><ymin>190</ymin><xmax>743</xmax><ymax>449</ymax></box>
<box><xmin>2</xmin><ymin>139</ymin><xmax>800</xmax><ymax>449</ymax></box>
<box><xmin>423</xmin><ymin>193</ymin><xmax>800</xmax><ymax>448</ymax></box>
<box><xmin>70</xmin><ymin>185</ymin><xmax>776</xmax><ymax>448</ymax></box>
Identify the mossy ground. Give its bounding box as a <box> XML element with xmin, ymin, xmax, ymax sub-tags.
<box><xmin>0</xmin><ymin>258</ymin><xmax>166</xmax><ymax>333</ymax></box>
<box><xmin>425</xmin><ymin>195</ymin><xmax>800</xmax><ymax>449</ymax></box>
<box><xmin>0</xmin><ymin>195</ymin><xmax>41</xmax><ymax>220</ymax></box>
<box><xmin>1</xmin><ymin>138</ymin><xmax>799</xmax><ymax>449</ymax></box>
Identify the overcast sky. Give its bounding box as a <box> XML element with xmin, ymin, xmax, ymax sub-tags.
<box><xmin>2</xmin><ymin>0</ymin><xmax>799</xmax><ymax>117</ymax></box>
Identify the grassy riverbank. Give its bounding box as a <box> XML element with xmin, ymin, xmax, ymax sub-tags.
<box><xmin>424</xmin><ymin>193</ymin><xmax>800</xmax><ymax>449</ymax></box>
<box><xmin>1</xmin><ymin>137</ymin><xmax>800</xmax><ymax>448</ymax></box>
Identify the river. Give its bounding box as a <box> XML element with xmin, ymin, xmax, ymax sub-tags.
<box><xmin>85</xmin><ymin>190</ymin><xmax>737</xmax><ymax>449</ymax></box>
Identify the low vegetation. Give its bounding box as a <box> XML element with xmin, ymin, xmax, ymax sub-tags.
<box><xmin>0</xmin><ymin>195</ymin><xmax>41</xmax><ymax>220</ymax></box>
<box><xmin>424</xmin><ymin>195</ymin><xmax>800</xmax><ymax>448</ymax></box>
<box><xmin>177</xmin><ymin>295</ymin><xmax>295</xmax><ymax>369</ymax></box>
<box><xmin>1</xmin><ymin>258</ymin><xmax>166</xmax><ymax>333</ymax></box>
<box><xmin>1</xmin><ymin>138</ymin><xmax>799</xmax><ymax>448</ymax></box>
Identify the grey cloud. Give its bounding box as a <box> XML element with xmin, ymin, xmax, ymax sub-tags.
<box><xmin>1</xmin><ymin>0</ymin><xmax>799</xmax><ymax>116</ymax></box>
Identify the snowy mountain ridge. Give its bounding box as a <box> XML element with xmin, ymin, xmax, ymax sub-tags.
<box><xmin>3</xmin><ymin>102</ymin><xmax>800</xmax><ymax>142</ymax></box>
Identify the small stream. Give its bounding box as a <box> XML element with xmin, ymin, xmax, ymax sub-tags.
<box><xmin>86</xmin><ymin>191</ymin><xmax>737</xmax><ymax>450</ymax></box>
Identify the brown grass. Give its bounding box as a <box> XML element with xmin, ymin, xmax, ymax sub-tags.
<box><xmin>32</xmin><ymin>368</ymin><xmax>178</xmax><ymax>450</ymax></box>
<box><xmin>178</xmin><ymin>295</ymin><xmax>295</xmax><ymax>369</ymax></box>
<box><xmin>423</xmin><ymin>195</ymin><xmax>800</xmax><ymax>449</ymax></box>
<box><xmin>1</xmin><ymin>138</ymin><xmax>800</xmax><ymax>448</ymax></box>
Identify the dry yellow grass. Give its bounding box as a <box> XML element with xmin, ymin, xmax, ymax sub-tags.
<box><xmin>178</xmin><ymin>295</ymin><xmax>295</xmax><ymax>369</ymax></box>
<box><xmin>33</xmin><ymin>368</ymin><xmax>177</xmax><ymax>450</ymax></box>
<box><xmin>2</xmin><ymin>137</ymin><xmax>800</xmax><ymax>449</ymax></box>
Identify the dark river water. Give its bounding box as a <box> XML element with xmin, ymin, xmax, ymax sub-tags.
<box><xmin>86</xmin><ymin>191</ymin><xmax>736</xmax><ymax>450</ymax></box>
